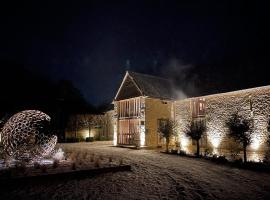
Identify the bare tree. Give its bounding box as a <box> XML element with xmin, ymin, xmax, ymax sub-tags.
<box><xmin>226</xmin><ymin>113</ymin><xmax>252</xmax><ymax>163</ymax></box>
<box><xmin>81</xmin><ymin>114</ymin><xmax>95</xmax><ymax>138</ymax></box>
<box><xmin>158</xmin><ymin>119</ymin><xmax>178</xmax><ymax>152</ymax></box>
<box><xmin>186</xmin><ymin>119</ymin><xmax>206</xmax><ymax>156</ymax></box>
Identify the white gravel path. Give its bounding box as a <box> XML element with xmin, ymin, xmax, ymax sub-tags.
<box><xmin>1</xmin><ymin>141</ymin><xmax>270</xmax><ymax>200</ymax></box>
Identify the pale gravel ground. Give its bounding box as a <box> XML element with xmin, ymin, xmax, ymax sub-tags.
<box><xmin>1</xmin><ymin>141</ymin><xmax>270</xmax><ymax>200</ymax></box>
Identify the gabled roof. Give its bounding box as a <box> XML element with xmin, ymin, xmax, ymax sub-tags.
<box><xmin>114</xmin><ymin>71</ymin><xmax>175</xmax><ymax>100</ymax></box>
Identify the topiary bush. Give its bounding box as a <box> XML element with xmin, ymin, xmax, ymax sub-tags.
<box><xmin>65</xmin><ymin>137</ymin><xmax>80</xmax><ymax>143</ymax></box>
<box><xmin>86</xmin><ymin>137</ymin><xmax>94</xmax><ymax>142</ymax></box>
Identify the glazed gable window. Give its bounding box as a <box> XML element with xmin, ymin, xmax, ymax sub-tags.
<box><xmin>191</xmin><ymin>98</ymin><xmax>206</xmax><ymax>118</ymax></box>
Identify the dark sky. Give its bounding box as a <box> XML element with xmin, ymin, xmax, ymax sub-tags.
<box><xmin>1</xmin><ymin>0</ymin><xmax>269</xmax><ymax>105</ymax></box>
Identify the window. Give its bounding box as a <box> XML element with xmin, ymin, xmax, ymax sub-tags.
<box><xmin>157</xmin><ymin>119</ymin><xmax>168</xmax><ymax>130</ymax></box>
<box><xmin>118</xmin><ymin>98</ymin><xmax>141</xmax><ymax>118</ymax></box>
<box><xmin>191</xmin><ymin>98</ymin><xmax>206</xmax><ymax>118</ymax></box>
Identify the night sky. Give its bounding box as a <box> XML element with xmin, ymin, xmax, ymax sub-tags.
<box><xmin>1</xmin><ymin>0</ymin><xmax>269</xmax><ymax>106</ymax></box>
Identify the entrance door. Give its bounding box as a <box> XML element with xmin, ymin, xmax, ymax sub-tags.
<box><xmin>118</xmin><ymin>119</ymin><xmax>140</xmax><ymax>145</ymax></box>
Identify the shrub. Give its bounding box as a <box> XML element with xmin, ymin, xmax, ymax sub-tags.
<box><xmin>65</xmin><ymin>137</ymin><xmax>80</xmax><ymax>143</ymax></box>
<box><xmin>40</xmin><ymin>165</ymin><xmax>47</xmax><ymax>173</ymax></box>
<box><xmin>119</xmin><ymin>158</ymin><xmax>123</xmax><ymax>165</ymax></box>
<box><xmin>211</xmin><ymin>155</ymin><xmax>228</xmax><ymax>164</ymax></box>
<box><xmin>33</xmin><ymin>162</ymin><xmax>41</xmax><ymax>169</ymax></box>
<box><xmin>232</xmin><ymin>158</ymin><xmax>243</xmax><ymax>165</ymax></box>
<box><xmin>170</xmin><ymin>149</ymin><xmax>178</xmax><ymax>154</ymax></box>
<box><xmin>94</xmin><ymin>158</ymin><xmax>100</xmax><ymax>168</ymax></box>
<box><xmin>53</xmin><ymin>159</ymin><xmax>59</xmax><ymax>168</ymax></box>
<box><xmin>15</xmin><ymin>161</ymin><xmax>27</xmax><ymax>174</ymax></box>
<box><xmin>99</xmin><ymin>155</ymin><xmax>104</xmax><ymax>160</ymax></box>
<box><xmin>90</xmin><ymin>154</ymin><xmax>94</xmax><ymax>162</ymax></box>
<box><xmin>204</xmin><ymin>147</ymin><xmax>213</xmax><ymax>156</ymax></box>
<box><xmin>86</xmin><ymin>137</ymin><xmax>94</xmax><ymax>142</ymax></box>
<box><xmin>179</xmin><ymin>150</ymin><xmax>187</xmax><ymax>156</ymax></box>
<box><xmin>71</xmin><ymin>162</ymin><xmax>76</xmax><ymax>170</ymax></box>
<box><xmin>109</xmin><ymin>156</ymin><xmax>113</xmax><ymax>163</ymax></box>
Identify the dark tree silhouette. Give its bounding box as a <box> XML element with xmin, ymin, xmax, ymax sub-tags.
<box><xmin>158</xmin><ymin>119</ymin><xmax>178</xmax><ymax>152</ymax></box>
<box><xmin>266</xmin><ymin>119</ymin><xmax>270</xmax><ymax>146</ymax></box>
<box><xmin>0</xmin><ymin>60</ymin><xmax>96</xmax><ymax>141</ymax></box>
<box><xmin>268</xmin><ymin>119</ymin><xmax>270</xmax><ymax>134</ymax></box>
<box><xmin>186</xmin><ymin>119</ymin><xmax>206</xmax><ymax>156</ymax></box>
<box><xmin>226</xmin><ymin>113</ymin><xmax>252</xmax><ymax>163</ymax></box>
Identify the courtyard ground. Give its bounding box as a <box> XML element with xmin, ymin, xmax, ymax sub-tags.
<box><xmin>1</xmin><ymin>141</ymin><xmax>270</xmax><ymax>200</ymax></box>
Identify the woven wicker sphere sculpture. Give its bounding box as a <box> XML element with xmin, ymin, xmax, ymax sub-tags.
<box><xmin>1</xmin><ymin>110</ymin><xmax>57</xmax><ymax>161</ymax></box>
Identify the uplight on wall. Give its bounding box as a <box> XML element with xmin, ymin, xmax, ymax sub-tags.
<box><xmin>140</xmin><ymin>125</ymin><xmax>145</xmax><ymax>146</ymax></box>
<box><xmin>251</xmin><ymin>136</ymin><xmax>260</xmax><ymax>150</ymax></box>
<box><xmin>180</xmin><ymin>135</ymin><xmax>189</xmax><ymax>151</ymax></box>
<box><xmin>208</xmin><ymin>134</ymin><xmax>222</xmax><ymax>154</ymax></box>
<box><xmin>113</xmin><ymin>124</ymin><xmax>117</xmax><ymax>146</ymax></box>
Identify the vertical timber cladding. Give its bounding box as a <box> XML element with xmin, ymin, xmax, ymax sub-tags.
<box><xmin>117</xmin><ymin>97</ymin><xmax>142</xmax><ymax>145</ymax></box>
<box><xmin>144</xmin><ymin>97</ymin><xmax>173</xmax><ymax>147</ymax></box>
<box><xmin>175</xmin><ymin>86</ymin><xmax>270</xmax><ymax>160</ymax></box>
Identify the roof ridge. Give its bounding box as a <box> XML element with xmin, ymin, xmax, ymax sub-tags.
<box><xmin>127</xmin><ymin>70</ymin><xmax>171</xmax><ymax>82</ymax></box>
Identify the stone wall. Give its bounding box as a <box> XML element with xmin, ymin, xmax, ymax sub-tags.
<box><xmin>65</xmin><ymin>112</ymin><xmax>114</xmax><ymax>141</ymax></box>
<box><xmin>175</xmin><ymin>86</ymin><xmax>270</xmax><ymax>161</ymax></box>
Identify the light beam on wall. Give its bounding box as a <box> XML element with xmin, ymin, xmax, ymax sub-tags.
<box><xmin>113</xmin><ymin>124</ymin><xmax>117</xmax><ymax>146</ymax></box>
<box><xmin>211</xmin><ymin>137</ymin><xmax>221</xmax><ymax>148</ymax></box>
<box><xmin>140</xmin><ymin>125</ymin><xmax>145</xmax><ymax>146</ymax></box>
<box><xmin>180</xmin><ymin>135</ymin><xmax>189</xmax><ymax>151</ymax></box>
<box><xmin>251</xmin><ymin>136</ymin><xmax>260</xmax><ymax>150</ymax></box>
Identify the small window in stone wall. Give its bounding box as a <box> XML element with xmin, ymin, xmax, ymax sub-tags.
<box><xmin>191</xmin><ymin>98</ymin><xmax>206</xmax><ymax>118</ymax></box>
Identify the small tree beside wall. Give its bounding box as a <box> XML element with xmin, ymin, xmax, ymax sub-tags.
<box><xmin>185</xmin><ymin>119</ymin><xmax>206</xmax><ymax>156</ymax></box>
<box><xmin>226</xmin><ymin>113</ymin><xmax>252</xmax><ymax>163</ymax></box>
<box><xmin>158</xmin><ymin>119</ymin><xmax>178</xmax><ymax>152</ymax></box>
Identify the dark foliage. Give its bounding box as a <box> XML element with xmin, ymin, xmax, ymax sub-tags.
<box><xmin>185</xmin><ymin>119</ymin><xmax>206</xmax><ymax>156</ymax></box>
<box><xmin>0</xmin><ymin>59</ymin><xmax>96</xmax><ymax>140</ymax></box>
<box><xmin>267</xmin><ymin>119</ymin><xmax>270</xmax><ymax>145</ymax></box>
<box><xmin>211</xmin><ymin>155</ymin><xmax>228</xmax><ymax>164</ymax></box>
<box><xmin>65</xmin><ymin>137</ymin><xmax>80</xmax><ymax>143</ymax></box>
<box><xmin>86</xmin><ymin>137</ymin><xmax>94</xmax><ymax>142</ymax></box>
<box><xmin>226</xmin><ymin>113</ymin><xmax>252</xmax><ymax>163</ymax></box>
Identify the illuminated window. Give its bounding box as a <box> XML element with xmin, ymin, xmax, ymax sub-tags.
<box><xmin>192</xmin><ymin>98</ymin><xmax>206</xmax><ymax>118</ymax></box>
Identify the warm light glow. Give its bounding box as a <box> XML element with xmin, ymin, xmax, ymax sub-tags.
<box><xmin>251</xmin><ymin>137</ymin><xmax>260</xmax><ymax>150</ymax></box>
<box><xmin>82</xmin><ymin>129</ymin><xmax>89</xmax><ymax>139</ymax></box>
<box><xmin>140</xmin><ymin>125</ymin><xmax>145</xmax><ymax>146</ymax></box>
<box><xmin>180</xmin><ymin>135</ymin><xmax>189</xmax><ymax>151</ymax></box>
<box><xmin>211</xmin><ymin>137</ymin><xmax>220</xmax><ymax>148</ymax></box>
<box><xmin>208</xmin><ymin>134</ymin><xmax>222</xmax><ymax>154</ymax></box>
<box><xmin>249</xmin><ymin>152</ymin><xmax>261</xmax><ymax>162</ymax></box>
<box><xmin>113</xmin><ymin>124</ymin><xmax>117</xmax><ymax>146</ymax></box>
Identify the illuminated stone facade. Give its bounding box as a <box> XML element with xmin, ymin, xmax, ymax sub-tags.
<box><xmin>175</xmin><ymin>86</ymin><xmax>270</xmax><ymax>161</ymax></box>
<box><xmin>114</xmin><ymin>71</ymin><xmax>270</xmax><ymax>159</ymax></box>
<box><xmin>114</xmin><ymin>71</ymin><xmax>174</xmax><ymax>147</ymax></box>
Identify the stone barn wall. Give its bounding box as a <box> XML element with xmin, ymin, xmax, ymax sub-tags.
<box><xmin>175</xmin><ymin>86</ymin><xmax>270</xmax><ymax>161</ymax></box>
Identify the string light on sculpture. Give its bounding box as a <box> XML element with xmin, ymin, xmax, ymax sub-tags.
<box><xmin>1</xmin><ymin>110</ymin><xmax>57</xmax><ymax>161</ymax></box>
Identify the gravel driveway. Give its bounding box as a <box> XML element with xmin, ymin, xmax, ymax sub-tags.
<box><xmin>1</xmin><ymin>141</ymin><xmax>270</xmax><ymax>200</ymax></box>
